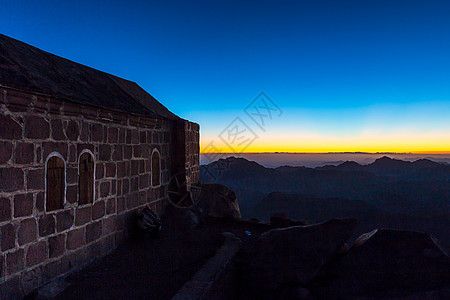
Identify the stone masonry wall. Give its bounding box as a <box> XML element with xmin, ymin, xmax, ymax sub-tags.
<box><xmin>184</xmin><ymin>121</ymin><xmax>200</xmax><ymax>187</ymax></box>
<box><xmin>0</xmin><ymin>87</ymin><xmax>172</xmax><ymax>297</ymax></box>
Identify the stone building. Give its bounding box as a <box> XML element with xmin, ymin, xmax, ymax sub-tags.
<box><xmin>0</xmin><ymin>34</ymin><xmax>199</xmax><ymax>297</ymax></box>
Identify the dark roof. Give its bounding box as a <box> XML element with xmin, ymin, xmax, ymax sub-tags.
<box><xmin>0</xmin><ymin>34</ymin><xmax>178</xmax><ymax>120</ymax></box>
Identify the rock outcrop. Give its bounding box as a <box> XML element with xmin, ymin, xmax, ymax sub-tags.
<box><xmin>240</xmin><ymin>218</ymin><xmax>357</xmax><ymax>299</ymax></box>
<box><xmin>313</xmin><ymin>229</ymin><xmax>450</xmax><ymax>299</ymax></box>
<box><xmin>269</xmin><ymin>212</ymin><xmax>308</xmax><ymax>228</ymax></box>
<box><xmin>193</xmin><ymin>183</ymin><xmax>241</xmax><ymax>219</ymax></box>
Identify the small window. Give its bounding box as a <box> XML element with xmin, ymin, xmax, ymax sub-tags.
<box><xmin>46</xmin><ymin>154</ymin><xmax>65</xmax><ymax>211</ymax></box>
<box><xmin>79</xmin><ymin>151</ymin><xmax>94</xmax><ymax>205</ymax></box>
<box><xmin>151</xmin><ymin>149</ymin><xmax>161</xmax><ymax>187</ymax></box>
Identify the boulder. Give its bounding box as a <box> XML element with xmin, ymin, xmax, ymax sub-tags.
<box><xmin>317</xmin><ymin>229</ymin><xmax>450</xmax><ymax>299</ymax></box>
<box><xmin>270</xmin><ymin>212</ymin><xmax>308</xmax><ymax>228</ymax></box>
<box><xmin>241</xmin><ymin>218</ymin><xmax>357</xmax><ymax>299</ymax></box>
<box><xmin>193</xmin><ymin>184</ymin><xmax>241</xmax><ymax>219</ymax></box>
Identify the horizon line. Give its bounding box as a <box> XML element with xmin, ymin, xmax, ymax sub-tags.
<box><xmin>200</xmin><ymin>151</ymin><xmax>450</xmax><ymax>155</ymax></box>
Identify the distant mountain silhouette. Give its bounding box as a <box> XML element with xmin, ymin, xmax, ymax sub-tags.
<box><xmin>200</xmin><ymin>156</ymin><xmax>450</xmax><ymax>246</ymax></box>
<box><xmin>318</xmin><ymin>156</ymin><xmax>443</xmax><ymax>176</ymax></box>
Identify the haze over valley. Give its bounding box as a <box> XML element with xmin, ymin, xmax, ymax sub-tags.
<box><xmin>201</xmin><ymin>156</ymin><xmax>450</xmax><ymax>247</ymax></box>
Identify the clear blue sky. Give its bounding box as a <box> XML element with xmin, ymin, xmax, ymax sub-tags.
<box><xmin>1</xmin><ymin>0</ymin><xmax>450</xmax><ymax>152</ymax></box>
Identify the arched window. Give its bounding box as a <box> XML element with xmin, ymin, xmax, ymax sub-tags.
<box><xmin>46</xmin><ymin>153</ymin><xmax>65</xmax><ymax>211</ymax></box>
<box><xmin>151</xmin><ymin>149</ymin><xmax>161</xmax><ymax>187</ymax></box>
<box><xmin>78</xmin><ymin>151</ymin><xmax>94</xmax><ymax>205</ymax></box>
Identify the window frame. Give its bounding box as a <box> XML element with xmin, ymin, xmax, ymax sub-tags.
<box><xmin>151</xmin><ymin>148</ymin><xmax>161</xmax><ymax>188</ymax></box>
<box><xmin>78</xmin><ymin>149</ymin><xmax>95</xmax><ymax>206</ymax></box>
<box><xmin>44</xmin><ymin>152</ymin><xmax>66</xmax><ymax>212</ymax></box>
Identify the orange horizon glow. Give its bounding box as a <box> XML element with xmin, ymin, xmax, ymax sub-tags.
<box><xmin>200</xmin><ymin>151</ymin><xmax>450</xmax><ymax>155</ymax></box>
<box><xmin>200</xmin><ymin>151</ymin><xmax>450</xmax><ymax>154</ymax></box>
<box><xmin>200</xmin><ymin>138</ymin><xmax>450</xmax><ymax>155</ymax></box>
<box><xmin>200</xmin><ymin>130</ymin><xmax>450</xmax><ymax>155</ymax></box>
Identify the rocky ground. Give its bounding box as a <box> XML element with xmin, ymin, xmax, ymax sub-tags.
<box><xmin>27</xmin><ymin>183</ymin><xmax>450</xmax><ymax>299</ymax></box>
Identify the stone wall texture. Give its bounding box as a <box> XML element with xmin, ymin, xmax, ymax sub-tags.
<box><xmin>0</xmin><ymin>87</ymin><xmax>199</xmax><ymax>298</ymax></box>
<box><xmin>184</xmin><ymin>121</ymin><xmax>200</xmax><ymax>187</ymax></box>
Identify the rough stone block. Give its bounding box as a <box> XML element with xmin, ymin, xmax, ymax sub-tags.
<box><xmin>131</xmin><ymin>160</ymin><xmax>139</xmax><ymax>176</ymax></box>
<box><xmin>95</xmin><ymin>162</ymin><xmax>104</xmax><ymax>179</ymax></box>
<box><xmin>122</xmin><ymin>178</ymin><xmax>129</xmax><ymax>194</ymax></box>
<box><xmin>56</xmin><ymin>210</ymin><xmax>74</xmax><ymax>232</ymax></box>
<box><xmin>51</xmin><ymin>119</ymin><xmax>66</xmax><ymax>140</ymax></box>
<box><xmin>66</xmin><ymin>167</ymin><xmax>78</xmax><ymax>185</ymax></box>
<box><xmin>48</xmin><ymin>234</ymin><xmax>65</xmax><ymax>258</ymax></box>
<box><xmin>25</xmin><ymin>115</ymin><xmax>50</xmax><ymax>139</ymax></box>
<box><xmin>39</xmin><ymin>214</ymin><xmax>55</xmax><ymax>237</ymax></box>
<box><xmin>105</xmin><ymin>163</ymin><xmax>115</xmax><ymax>178</ymax></box>
<box><xmin>117</xmin><ymin>180</ymin><xmax>122</xmax><ymax>196</ymax></box>
<box><xmin>106</xmin><ymin>198</ymin><xmax>116</xmax><ymax>215</ymax></box>
<box><xmin>126</xmin><ymin>194</ymin><xmax>138</xmax><ymax>209</ymax></box>
<box><xmin>0</xmin><ymin>141</ymin><xmax>13</xmax><ymax>164</ymax></box>
<box><xmin>108</xmin><ymin>127</ymin><xmax>118</xmax><ymax>143</ymax></box>
<box><xmin>123</xmin><ymin>145</ymin><xmax>132</xmax><ymax>159</ymax></box>
<box><xmin>131</xmin><ymin>131</ymin><xmax>139</xmax><ymax>144</ymax></box>
<box><xmin>140</xmin><ymin>131</ymin><xmax>146</xmax><ymax>144</ymax></box>
<box><xmin>0</xmin><ymin>167</ymin><xmax>24</xmax><ymax>192</ymax></box>
<box><xmin>112</xmin><ymin>145</ymin><xmax>123</xmax><ymax>161</ymax></box>
<box><xmin>99</xmin><ymin>144</ymin><xmax>111</xmax><ymax>161</ymax></box>
<box><xmin>75</xmin><ymin>206</ymin><xmax>91</xmax><ymax>226</ymax></box>
<box><xmin>80</xmin><ymin>122</ymin><xmax>89</xmax><ymax>141</ymax></box>
<box><xmin>92</xmin><ymin>201</ymin><xmax>105</xmax><ymax>220</ymax></box>
<box><xmin>18</xmin><ymin>218</ymin><xmax>37</xmax><ymax>246</ymax></box>
<box><xmin>110</xmin><ymin>180</ymin><xmax>117</xmax><ymax>196</ymax></box>
<box><xmin>100</xmin><ymin>181</ymin><xmax>110</xmax><ymax>198</ymax></box>
<box><xmin>68</xmin><ymin>144</ymin><xmax>77</xmax><ymax>163</ymax></box>
<box><xmin>86</xmin><ymin>221</ymin><xmax>102</xmax><ymax>243</ymax></box>
<box><xmin>131</xmin><ymin>177</ymin><xmax>139</xmax><ymax>192</ymax></box>
<box><xmin>125</xmin><ymin>129</ymin><xmax>131</xmax><ymax>144</ymax></box>
<box><xmin>35</xmin><ymin>145</ymin><xmax>42</xmax><ymax>163</ymax></box>
<box><xmin>0</xmin><ymin>197</ymin><xmax>12</xmax><ymax>222</ymax></box>
<box><xmin>103</xmin><ymin>216</ymin><xmax>117</xmax><ymax>235</ymax></box>
<box><xmin>6</xmin><ymin>248</ymin><xmax>24</xmax><ymax>276</ymax></box>
<box><xmin>152</xmin><ymin>132</ymin><xmax>159</xmax><ymax>144</ymax></box>
<box><xmin>36</xmin><ymin>192</ymin><xmax>44</xmax><ymax>212</ymax></box>
<box><xmin>139</xmin><ymin>160</ymin><xmax>145</xmax><ymax>174</ymax></box>
<box><xmin>145</xmin><ymin>160</ymin><xmax>151</xmax><ymax>173</ymax></box>
<box><xmin>117</xmin><ymin>197</ymin><xmax>125</xmax><ymax>214</ymax></box>
<box><xmin>138</xmin><ymin>191</ymin><xmax>147</xmax><ymax>206</ymax></box>
<box><xmin>66</xmin><ymin>185</ymin><xmax>78</xmax><ymax>204</ymax></box>
<box><xmin>14</xmin><ymin>142</ymin><xmax>34</xmax><ymax>164</ymax></box>
<box><xmin>0</xmin><ymin>115</ymin><xmax>22</xmax><ymax>140</ymax></box>
<box><xmin>118</xmin><ymin>128</ymin><xmax>125</xmax><ymax>143</ymax></box>
<box><xmin>66</xmin><ymin>120</ymin><xmax>80</xmax><ymax>141</ymax></box>
<box><xmin>13</xmin><ymin>193</ymin><xmax>33</xmax><ymax>218</ymax></box>
<box><xmin>91</xmin><ymin>123</ymin><xmax>104</xmax><ymax>142</ymax></box>
<box><xmin>139</xmin><ymin>174</ymin><xmax>149</xmax><ymax>189</ymax></box>
<box><xmin>116</xmin><ymin>161</ymin><xmax>126</xmax><ymax>178</ymax></box>
<box><xmin>66</xmin><ymin>227</ymin><xmax>85</xmax><ymax>250</ymax></box>
<box><xmin>26</xmin><ymin>240</ymin><xmax>48</xmax><ymax>267</ymax></box>
<box><xmin>26</xmin><ymin>168</ymin><xmax>45</xmax><ymax>190</ymax></box>
<box><xmin>133</xmin><ymin>145</ymin><xmax>141</xmax><ymax>158</ymax></box>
